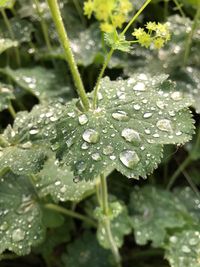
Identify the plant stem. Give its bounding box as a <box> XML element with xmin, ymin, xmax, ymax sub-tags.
<box><xmin>121</xmin><ymin>0</ymin><xmax>152</xmax><ymax>35</ymax></box>
<box><xmin>34</xmin><ymin>0</ymin><xmax>52</xmax><ymax>52</ymax></box>
<box><xmin>167</xmin><ymin>128</ymin><xmax>200</xmax><ymax>189</ymax></box>
<box><xmin>44</xmin><ymin>203</ymin><xmax>97</xmax><ymax>227</ymax></box>
<box><xmin>164</xmin><ymin>0</ymin><xmax>169</xmax><ymax>20</ymax></box>
<box><xmin>172</xmin><ymin>0</ymin><xmax>185</xmax><ymax>17</ymax></box>
<box><xmin>47</xmin><ymin>0</ymin><xmax>90</xmax><ymax>111</ymax></box>
<box><xmin>183</xmin><ymin>2</ymin><xmax>200</xmax><ymax>66</ymax></box>
<box><xmin>93</xmin><ymin>48</ymin><xmax>114</xmax><ymax>109</ymax></box>
<box><xmin>72</xmin><ymin>0</ymin><xmax>86</xmax><ymax>26</ymax></box>
<box><xmin>8</xmin><ymin>102</ymin><xmax>16</xmax><ymax>118</ymax></box>
<box><xmin>99</xmin><ymin>174</ymin><xmax>122</xmax><ymax>267</ymax></box>
<box><xmin>1</xmin><ymin>9</ymin><xmax>21</xmax><ymax>67</ymax></box>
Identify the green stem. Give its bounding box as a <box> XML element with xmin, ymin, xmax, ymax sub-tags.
<box><xmin>72</xmin><ymin>0</ymin><xmax>86</xmax><ymax>26</ymax></box>
<box><xmin>172</xmin><ymin>0</ymin><xmax>185</xmax><ymax>17</ymax></box>
<box><xmin>121</xmin><ymin>0</ymin><xmax>152</xmax><ymax>35</ymax></box>
<box><xmin>164</xmin><ymin>0</ymin><xmax>169</xmax><ymax>20</ymax></box>
<box><xmin>34</xmin><ymin>0</ymin><xmax>52</xmax><ymax>52</ymax></box>
<box><xmin>99</xmin><ymin>174</ymin><xmax>122</xmax><ymax>267</ymax></box>
<box><xmin>44</xmin><ymin>203</ymin><xmax>97</xmax><ymax>227</ymax></box>
<box><xmin>46</xmin><ymin>0</ymin><xmax>90</xmax><ymax>111</ymax></box>
<box><xmin>167</xmin><ymin>128</ymin><xmax>200</xmax><ymax>189</ymax></box>
<box><xmin>93</xmin><ymin>48</ymin><xmax>114</xmax><ymax>109</ymax></box>
<box><xmin>8</xmin><ymin>102</ymin><xmax>16</xmax><ymax>118</ymax></box>
<box><xmin>1</xmin><ymin>9</ymin><xmax>21</xmax><ymax>67</ymax></box>
<box><xmin>183</xmin><ymin>2</ymin><xmax>200</xmax><ymax>66</ymax></box>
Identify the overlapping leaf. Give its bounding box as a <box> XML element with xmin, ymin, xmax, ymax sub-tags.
<box><xmin>62</xmin><ymin>231</ymin><xmax>114</xmax><ymax>267</ymax></box>
<box><xmin>52</xmin><ymin>74</ymin><xmax>194</xmax><ymax>181</ymax></box>
<box><xmin>95</xmin><ymin>201</ymin><xmax>131</xmax><ymax>249</ymax></box>
<box><xmin>0</xmin><ymin>38</ymin><xmax>18</xmax><ymax>54</ymax></box>
<box><xmin>0</xmin><ymin>169</ymin><xmax>45</xmax><ymax>255</ymax></box>
<box><xmin>129</xmin><ymin>186</ymin><xmax>196</xmax><ymax>247</ymax></box>
<box><xmin>0</xmin><ymin>0</ymin><xmax>15</xmax><ymax>8</ymax></box>
<box><xmin>35</xmin><ymin>157</ymin><xmax>98</xmax><ymax>202</ymax></box>
<box><xmin>165</xmin><ymin>230</ymin><xmax>200</xmax><ymax>267</ymax></box>
<box><xmin>0</xmin><ymin>66</ymin><xmax>73</xmax><ymax>102</ymax></box>
<box><xmin>0</xmin><ymin>82</ymin><xmax>15</xmax><ymax>111</ymax></box>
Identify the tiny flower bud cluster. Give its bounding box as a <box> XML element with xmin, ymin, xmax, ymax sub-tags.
<box><xmin>84</xmin><ymin>0</ymin><xmax>133</xmax><ymax>33</ymax></box>
<box><xmin>132</xmin><ymin>22</ymin><xmax>171</xmax><ymax>49</ymax></box>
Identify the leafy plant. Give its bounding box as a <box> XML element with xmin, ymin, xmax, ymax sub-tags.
<box><xmin>0</xmin><ymin>0</ymin><xmax>200</xmax><ymax>267</ymax></box>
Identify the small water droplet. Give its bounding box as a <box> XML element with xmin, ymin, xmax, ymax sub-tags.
<box><xmin>156</xmin><ymin>119</ymin><xmax>172</xmax><ymax>132</ymax></box>
<box><xmin>76</xmin><ymin>161</ymin><xmax>86</xmax><ymax>174</ymax></box>
<box><xmin>133</xmin><ymin>104</ymin><xmax>141</xmax><ymax>110</ymax></box>
<box><xmin>82</xmin><ymin>129</ymin><xmax>99</xmax><ymax>143</ymax></box>
<box><xmin>119</xmin><ymin>150</ymin><xmax>140</xmax><ymax>169</ymax></box>
<box><xmin>103</xmin><ymin>145</ymin><xmax>114</xmax><ymax>155</ymax></box>
<box><xmin>112</xmin><ymin>111</ymin><xmax>129</xmax><ymax>121</ymax></box>
<box><xmin>0</xmin><ymin>221</ymin><xmax>8</xmax><ymax>231</ymax></box>
<box><xmin>12</xmin><ymin>229</ymin><xmax>25</xmax><ymax>242</ymax></box>
<box><xmin>91</xmin><ymin>153</ymin><xmax>101</xmax><ymax>161</ymax></box>
<box><xmin>156</xmin><ymin>100</ymin><xmax>165</xmax><ymax>109</ymax></box>
<box><xmin>133</xmin><ymin>82</ymin><xmax>146</xmax><ymax>91</ymax></box>
<box><xmin>182</xmin><ymin>245</ymin><xmax>191</xmax><ymax>253</ymax></box>
<box><xmin>81</xmin><ymin>142</ymin><xmax>89</xmax><ymax>150</ymax></box>
<box><xmin>143</xmin><ymin>112</ymin><xmax>153</xmax><ymax>118</ymax></box>
<box><xmin>121</xmin><ymin>128</ymin><xmax>141</xmax><ymax>143</ymax></box>
<box><xmin>171</xmin><ymin>91</ymin><xmax>183</xmax><ymax>101</ymax></box>
<box><xmin>73</xmin><ymin>176</ymin><xmax>80</xmax><ymax>183</ymax></box>
<box><xmin>29</xmin><ymin>129</ymin><xmax>39</xmax><ymax>135</ymax></box>
<box><xmin>78</xmin><ymin>114</ymin><xmax>88</xmax><ymax>125</ymax></box>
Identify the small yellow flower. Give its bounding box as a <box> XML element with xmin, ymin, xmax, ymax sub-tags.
<box><xmin>138</xmin><ymin>33</ymin><xmax>152</xmax><ymax>48</ymax></box>
<box><xmin>132</xmin><ymin>28</ymin><xmax>145</xmax><ymax>38</ymax></box>
<box><xmin>112</xmin><ymin>14</ymin><xmax>126</xmax><ymax>28</ymax></box>
<box><xmin>83</xmin><ymin>0</ymin><xmax>94</xmax><ymax>19</ymax></box>
<box><xmin>100</xmin><ymin>22</ymin><xmax>114</xmax><ymax>33</ymax></box>
<box><xmin>153</xmin><ymin>37</ymin><xmax>165</xmax><ymax>49</ymax></box>
<box><xmin>146</xmin><ymin>21</ymin><xmax>157</xmax><ymax>31</ymax></box>
<box><xmin>120</xmin><ymin>0</ymin><xmax>133</xmax><ymax>14</ymax></box>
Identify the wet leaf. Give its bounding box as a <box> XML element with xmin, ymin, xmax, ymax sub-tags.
<box><xmin>129</xmin><ymin>186</ymin><xmax>195</xmax><ymax>247</ymax></box>
<box><xmin>0</xmin><ymin>38</ymin><xmax>18</xmax><ymax>54</ymax></box>
<box><xmin>53</xmin><ymin>74</ymin><xmax>194</xmax><ymax>181</ymax></box>
<box><xmin>62</xmin><ymin>231</ymin><xmax>114</xmax><ymax>267</ymax></box>
<box><xmin>35</xmin><ymin>157</ymin><xmax>98</xmax><ymax>202</ymax></box>
<box><xmin>95</xmin><ymin>201</ymin><xmax>131</xmax><ymax>249</ymax></box>
<box><xmin>0</xmin><ymin>82</ymin><xmax>15</xmax><ymax>112</ymax></box>
<box><xmin>165</xmin><ymin>230</ymin><xmax>200</xmax><ymax>267</ymax></box>
<box><xmin>0</xmin><ymin>169</ymin><xmax>45</xmax><ymax>255</ymax></box>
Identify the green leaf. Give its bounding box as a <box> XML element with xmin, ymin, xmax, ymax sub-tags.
<box><xmin>0</xmin><ymin>0</ymin><xmax>15</xmax><ymax>8</ymax></box>
<box><xmin>95</xmin><ymin>201</ymin><xmax>131</xmax><ymax>249</ymax></box>
<box><xmin>0</xmin><ymin>82</ymin><xmax>15</xmax><ymax>112</ymax></box>
<box><xmin>129</xmin><ymin>186</ymin><xmax>195</xmax><ymax>247</ymax></box>
<box><xmin>104</xmin><ymin>32</ymin><xmax>131</xmax><ymax>52</ymax></box>
<box><xmin>35</xmin><ymin>156</ymin><xmax>98</xmax><ymax>202</ymax></box>
<box><xmin>0</xmin><ymin>38</ymin><xmax>18</xmax><ymax>54</ymax></box>
<box><xmin>53</xmin><ymin>74</ymin><xmax>194</xmax><ymax>181</ymax></box>
<box><xmin>0</xmin><ymin>66</ymin><xmax>73</xmax><ymax>102</ymax></box>
<box><xmin>62</xmin><ymin>231</ymin><xmax>114</xmax><ymax>267</ymax></box>
<box><xmin>0</xmin><ymin>18</ymin><xmax>34</xmax><ymax>43</ymax></box>
<box><xmin>0</xmin><ymin>169</ymin><xmax>45</xmax><ymax>255</ymax></box>
<box><xmin>165</xmin><ymin>230</ymin><xmax>200</xmax><ymax>267</ymax></box>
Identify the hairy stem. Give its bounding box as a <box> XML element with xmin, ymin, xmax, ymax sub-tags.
<box><xmin>167</xmin><ymin>128</ymin><xmax>200</xmax><ymax>189</ymax></box>
<box><xmin>8</xmin><ymin>102</ymin><xmax>16</xmax><ymax>119</ymax></box>
<box><xmin>44</xmin><ymin>203</ymin><xmax>97</xmax><ymax>227</ymax></box>
<box><xmin>34</xmin><ymin>0</ymin><xmax>52</xmax><ymax>52</ymax></box>
<box><xmin>100</xmin><ymin>174</ymin><xmax>122</xmax><ymax>267</ymax></box>
<box><xmin>47</xmin><ymin>0</ymin><xmax>90</xmax><ymax>111</ymax></box>
<box><xmin>93</xmin><ymin>48</ymin><xmax>114</xmax><ymax>109</ymax></box>
<box><xmin>1</xmin><ymin>9</ymin><xmax>21</xmax><ymax>67</ymax></box>
<box><xmin>183</xmin><ymin>2</ymin><xmax>200</xmax><ymax>66</ymax></box>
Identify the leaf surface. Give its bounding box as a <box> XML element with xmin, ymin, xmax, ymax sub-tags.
<box><xmin>0</xmin><ymin>82</ymin><xmax>15</xmax><ymax>111</ymax></box>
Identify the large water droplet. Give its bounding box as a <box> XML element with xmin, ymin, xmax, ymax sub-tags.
<box><xmin>156</xmin><ymin>119</ymin><xmax>172</xmax><ymax>132</ymax></box>
<box><xmin>12</xmin><ymin>229</ymin><xmax>25</xmax><ymax>242</ymax></box>
<box><xmin>171</xmin><ymin>91</ymin><xmax>183</xmax><ymax>101</ymax></box>
<box><xmin>133</xmin><ymin>82</ymin><xmax>146</xmax><ymax>91</ymax></box>
<box><xmin>82</xmin><ymin>129</ymin><xmax>99</xmax><ymax>143</ymax></box>
<box><xmin>121</xmin><ymin>128</ymin><xmax>141</xmax><ymax>143</ymax></box>
<box><xmin>112</xmin><ymin>111</ymin><xmax>129</xmax><ymax>121</ymax></box>
<box><xmin>119</xmin><ymin>150</ymin><xmax>140</xmax><ymax>169</ymax></box>
<box><xmin>78</xmin><ymin>114</ymin><xmax>88</xmax><ymax>125</ymax></box>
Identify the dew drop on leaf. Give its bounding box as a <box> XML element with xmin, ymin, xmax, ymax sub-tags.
<box><xmin>91</xmin><ymin>153</ymin><xmax>101</xmax><ymax>161</ymax></box>
<box><xmin>112</xmin><ymin>111</ymin><xmax>130</xmax><ymax>121</ymax></box>
<box><xmin>121</xmin><ymin>128</ymin><xmax>141</xmax><ymax>143</ymax></box>
<box><xmin>133</xmin><ymin>82</ymin><xmax>146</xmax><ymax>91</ymax></box>
<box><xmin>76</xmin><ymin>161</ymin><xmax>86</xmax><ymax>174</ymax></box>
<box><xmin>103</xmin><ymin>145</ymin><xmax>114</xmax><ymax>155</ymax></box>
<box><xmin>133</xmin><ymin>104</ymin><xmax>141</xmax><ymax>110</ymax></box>
<box><xmin>82</xmin><ymin>129</ymin><xmax>99</xmax><ymax>143</ymax></box>
<box><xmin>12</xmin><ymin>229</ymin><xmax>25</xmax><ymax>242</ymax></box>
<box><xmin>78</xmin><ymin>114</ymin><xmax>88</xmax><ymax>125</ymax></box>
<box><xmin>143</xmin><ymin>112</ymin><xmax>153</xmax><ymax>118</ymax></box>
<box><xmin>119</xmin><ymin>150</ymin><xmax>140</xmax><ymax>169</ymax></box>
<box><xmin>171</xmin><ymin>92</ymin><xmax>183</xmax><ymax>101</ymax></box>
<box><xmin>156</xmin><ymin>119</ymin><xmax>173</xmax><ymax>132</ymax></box>
<box><xmin>29</xmin><ymin>129</ymin><xmax>39</xmax><ymax>135</ymax></box>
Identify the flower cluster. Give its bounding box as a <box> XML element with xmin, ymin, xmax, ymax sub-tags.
<box><xmin>132</xmin><ymin>22</ymin><xmax>171</xmax><ymax>49</ymax></box>
<box><xmin>83</xmin><ymin>0</ymin><xmax>133</xmax><ymax>33</ymax></box>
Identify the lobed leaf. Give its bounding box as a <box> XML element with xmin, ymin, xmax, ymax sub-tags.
<box><xmin>53</xmin><ymin>74</ymin><xmax>194</xmax><ymax>181</ymax></box>
<box><xmin>0</xmin><ymin>38</ymin><xmax>18</xmax><ymax>54</ymax></box>
<box><xmin>0</xmin><ymin>169</ymin><xmax>45</xmax><ymax>255</ymax></box>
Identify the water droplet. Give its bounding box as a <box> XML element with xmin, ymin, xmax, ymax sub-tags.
<box><xmin>143</xmin><ymin>112</ymin><xmax>153</xmax><ymax>118</ymax></box>
<box><xmin>112</xmin><ymin>111</ymin><xmax>129</xmax><ymax>121</ymax></box>
<box><xmin>121</xmin><ymin>128</ymin><xmax>141</xmax><ymax>143</ymax></box>
<box><xmin>91</xmin><ymin>153</ymin><xmax>101</xmax><ymax>161</ymax></box>
<box><xmin>171</xmin><ymin>91</ymin><xmax>183</xmax><ymax>101</ymax></box>
<box><xmin>73</xmin><ymin>176</ymin><xmax>80</xmax><ymax>183</ymax></box>
<box><xmin>189</xmin><ymin>238</ymin><xmax>198</xmax><ymax>246</ymax></box>
<box><xmin>176</xmin><ymin>131</ymin><xmax>182</xmax><ymax>136</ymax></box>
<box><xmin>12</xmin><ymin>229</ymin><xmax>25</xmax><ymax>242</ymax></box>
<box><xmin>78</xmin><ymin>114</ymin><xmax>88</xmax><ymax>125</ymax></box>
<box><xmin>103</xmin><ymin>145</ymin><xmax>114</xmax><ymax>155</ymax></box>
<box><xmin>133</xmin><ymin>82</ymin><xmax>146</xmax><ymax>91</ymax></box>
<box><xmin>156</xmin><ymin>100</ymin><xmax>165</xmax><ymax>109</ymax></box>
<box><xmin>66</xmin><ymin>138</ymin><xmax>73</xmax><ymax>148</ymax></box>
<box><xmin>51</xmin><ymin>142</ymin><xmax>59</xmax><ymax>151</ymax></box>
<box><xmin>119</xmin><ymin>150</ymin><xmax>140</xmax><ymax>169</ymax></box>
<box><xmin>156</xmin><ymin>119</ymin><xmax>172</xmax><ymax>132</ymax></box>
<box><xmin>182</xmin><ymin>245</ymin><xmax>191</xmax><ymax>253</ymax></box>
<box><xmin>29</xmin><ymin>129</ymin><xmax>39</xmax><ymax>135</ymax></box>
<box><xmin>0</xmin><ymin>221</ymin><xmax>8</xmax><ymax>231</ymax></box>
<box><xmin>76</xmin><ymin>161</ymin><xmax>86</xmax><ymax>174</ymax></box>
<box><xmin>81</xmin><ymin>142</ymin><xmax>89</xmax><ymax>150</ymax></box>
<box><xmin>169</xmin><ymin>236</ymin><xmax>177</xmax><ymax>243</ymax></box>
<box><xmin>133</xmin><ymin>104</ymin><xmax>141</xmax><ymax>110</ymax></box>
<box><xmin>82</xmin><ymin>129</ymin><xmax>99</xmax><ymax>143</ymax></box>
